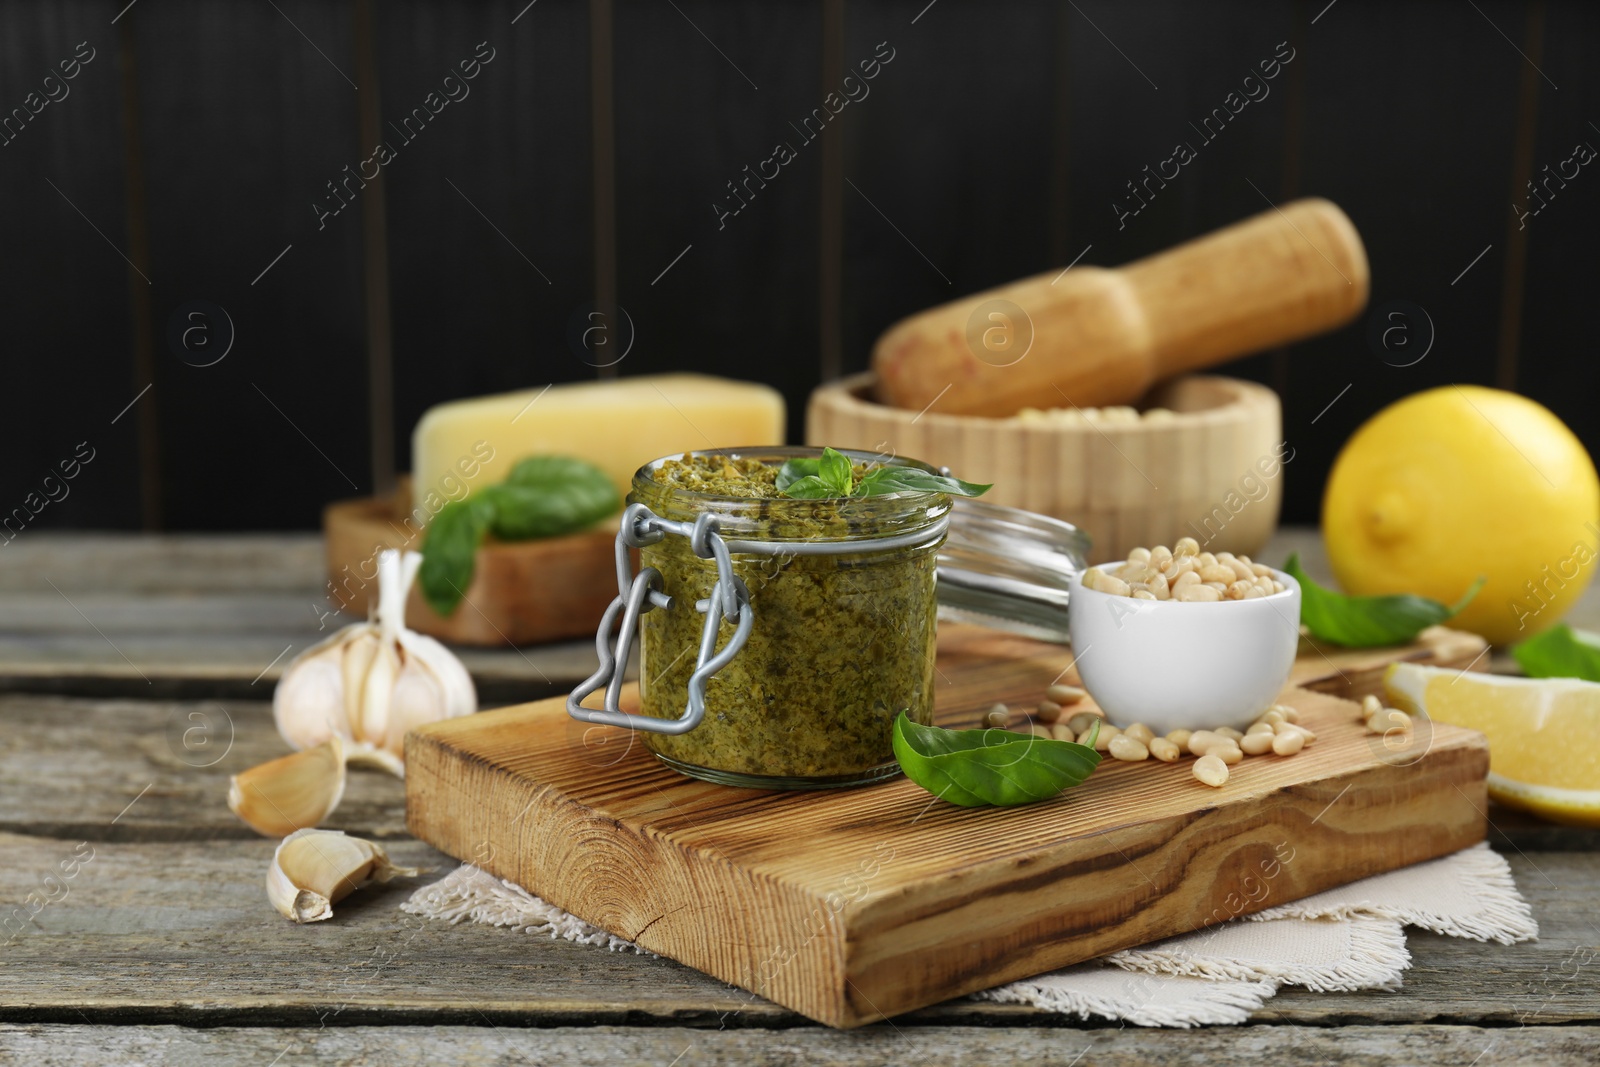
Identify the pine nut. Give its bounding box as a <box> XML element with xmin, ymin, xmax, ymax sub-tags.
<box><xmin>1150</xmin><ymin>545</ymin><xmax>1173</xmax><ymax>570</ymax></box>
<box><xmin>1361</xmin><ymin>695</ymin><xmax>1383</xmax><ymax>719</ymax></box>
<box><xmin>1187</xmin><ymin>730</ymin><xmax>1221</xmax><ymax>756</ymax></box>
<box><xmin>1175</xmin><ymin>537</ymin><xmax>1200</xmax><ymax>557</ymax></box>
<box><xmin>1227</xmin><ymin>580</ymin><xmax>1255</xmax><ymax>599</ymax></box>
<box><xmin>1176</xmin><ymin>584</ymin><xmax>1223</xmax><ymax>602</ymax></box>
<box><xmin>1251</xmin><ymin>562</ymin><xmax>1273</xmax><ymax>577</ymax></box>
<box><xmin>1128</xmin><ymin>547</ymin><xmax>1151</xmax><ymax>565</ymax></box>
<box><xmin>1123</xmin><ymin>722</ymin><xmax>1156</xmax><ymax>745</ymax></box>
<box><xmin>1035</xmin><ymin>700</ymin><xmax>1063</xmax><ymax>723</ymax></box>
<box><xmin>1083</xmin><ymin>568</ymin><xmax>1131</xmax><ymax>597</ymax></box>
<box><xmin>1213</xmin><ymin>727</ymin><xmax>1244</xmax><ymax>742</ymax></box>
<box><xmin>1091</xmin><ymin>724</ymin><xmax>1122</xmax><ymax>751</ymax></box>
<box><xmin>1273</xmin><ymin>704</ymin><xmax>1300</xmax><ymax>723</ymax></box>
<box><xmin>1259</xmin><ymin>709</ymin><xmax>1285</xmax><ymax>725</ymax></box>
<box><xmin>1132</xmin><ymin>589</ymin><xmax>1158</xmax><ymax>600</ymax></box>
<box><xmin>1109</xmin><ymin>734</ymin><xmax>1150</xmax><ymax>761</ymax></box>
<box><xmin>1030</xmin><ymin>723</ymin><xmax>1053</xmax><ymax>739</ymax></box>
<box><xmin>1147</xmin><ymin>572</ymin><xmax>1170</xmax><ymax>597</ymax></box>
<box><xmin>1047</xmin><ymin>684</ymin><xmax>1086</xmax><ymax>705</ymax></box>
<box><xmin>1212</xmin><ymin>743</ymin><xmax>1244</xmax><ymax>765</ymax></box>
<box><xmin>1227</xmin><ymin>559</ymin><xmax>1254</xmax><ymax>582</ymax></box>
<box><xmin>984</xmin><ymin>705</ymin><xmax>1011</xmax><ymax>728</ymax></box>
<box><xmin>1067</xmin><ymin>711</ymin><xmax>1102</xmax><ymax>734</ymax></box>
<box><xmin>1172</xmin><ymin>570</ymin><xmax>1201</xmax><ymax>590</ymax></box>
<box><xmin>1149</xmin><ymin>737</ymin><xmax>1181</xmax><ymax>762</ymax></box>
<box><xmin>1204</xmin><ymin>581</ymin><xmax>1230</xmax><ymax>593</ymax></box>
<box><xmin>1271</xmin><ymin>730</ymin><xmax>1305</xmax><ymax>756</ymax></box>
<box><xmin>1052</xmin><ymin>723</ymin><xmax>1076</xmax><ymax>741</ymax></box>
<box><xmin>1193</xmin><ymin>754</ymin><xmax>1229</xmax><ymax>787</ymax></box>
<box><xmin>1200</xmin><ymin>564</ymin><xmax>1235</xmax><ymax>584</ymax></box>
<box><xmin>1197</xmin><ymin>552</ymin><xmax>1218</xmax><ymax>568</ymax></box>
<box><xmin>1240</xmin><ymin>732</ymin><xmax>1275</xmax><ymax>755</ymax></box>
<box><xmin>1167</xmin><ymin>728</ymin><xmax>1193</xmax><ymax>750</ymax></box>
<box><xmin>1246</xmin><ymin>721</ymin><xmax>1275</xmax><ymax>736</ymax></box>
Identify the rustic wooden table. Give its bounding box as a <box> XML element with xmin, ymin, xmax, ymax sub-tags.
<box><xmin>2</xmin><ymin>530</ymin><xmax>1597</xmax><ymax>1065</ymax></box>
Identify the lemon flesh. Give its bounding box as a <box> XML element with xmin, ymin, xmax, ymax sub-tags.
<box><xmin>1323</xmin><ymin>386</ymin><xmax>1600</xmax><ymax>645</ymax></box>
<box><xmin>1385</xmin><ymin>662</ymin><xmax>1600</xmax><ymax>826</ymax></box>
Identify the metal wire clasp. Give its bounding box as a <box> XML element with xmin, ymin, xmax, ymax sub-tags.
<box><xmin>566</xmin><ymin>502</ymin><xmax>753</xmax><ymax>734</ymax></box>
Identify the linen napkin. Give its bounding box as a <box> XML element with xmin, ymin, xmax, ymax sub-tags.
<box><xmin>401</xmin><ymin>841</ymin><xmax>1536</xmax><ymax>1027</ymax></box>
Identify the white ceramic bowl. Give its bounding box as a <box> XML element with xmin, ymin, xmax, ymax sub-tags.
<box><xmin>1066</xmin><ymin>567</ymin><xmax>1302</xmax><ymax>735</ymax></box>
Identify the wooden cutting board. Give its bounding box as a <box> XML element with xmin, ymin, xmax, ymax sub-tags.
<box><xmin>405</xmin><ymin>624</ymin><xmax>1490</xmax><ymax>1028</ymax></box>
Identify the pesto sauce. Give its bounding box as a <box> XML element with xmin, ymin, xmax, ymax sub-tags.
<box><xmin>637</xmin><ymin>453</ymin><xmax>939</xmax><ymax>784</ymax></box>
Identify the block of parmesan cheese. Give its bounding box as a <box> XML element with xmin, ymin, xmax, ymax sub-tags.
<box><xmin>411</xmin><ymin>374</ymin><xmax>785</xmax><ymax>513</ymax></box>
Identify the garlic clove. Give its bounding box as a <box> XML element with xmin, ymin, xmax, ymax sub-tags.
<box><xmin>344</xmin><ymin>741</ymin><xmax>406</xmax><ymax>778</ymax></box>
<box><xmin>267</xmin><ymin>828</ymin><xmax>419</xmax><ymax>922</ymax></box>
<box><xmin>340</xmin><ymin>630</ymin><xmax>380</xmax><ymax>739</ymax></box>
<box><xmin>359</xmin><ymin>639</ymin><xmax>400</xmax><ymax>746</ymax></box>
<box><xmin>384</xmin><ymin>655</ymin><xmax>445</xmax><ymax>758</ymax></box>
<box><xmin>228</xmin><ymin>736</ymin><xmax>347</xmax><ymax>838</ymax></box>
<box><xmin>273</xmin><ymin>632</ymin><xmax>354</xmax><ymax>752</ymax></box>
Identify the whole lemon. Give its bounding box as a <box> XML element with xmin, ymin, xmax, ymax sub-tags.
<box><xmin>1323</xmin><ymin>385</ymin><xmax>1600</xmax><ymax>645</ymax></box>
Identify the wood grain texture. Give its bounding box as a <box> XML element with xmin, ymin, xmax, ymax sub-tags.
<box><xmin>406</xmin><ymin>625</ymin><xmax>1490</xmax><ymax>1027</ymax></box>
<box><xmin>808</xmin><ymin>373</ymin><xmax>1283</xmax><ymax>563</ymax></box>
<box><xmin>0</xmin><ymin>832</ymin><xmax>1595</xmax><ymax>1029</ymax></box>
<box><xmin>871</xmin><ymin>201</ymin><xmax>1367</xmax><ymax>416</ymax></box>
<box><xmin>6</xmin><ymin>1025</ymin><xmax>1600</xmax><ymax>1067</ymax></box>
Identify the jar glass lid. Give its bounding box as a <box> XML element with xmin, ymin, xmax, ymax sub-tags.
<box><xmin>936</xmin><ymin>498</ymin><xmax>1089</xmax><ymax>644</ymax></box>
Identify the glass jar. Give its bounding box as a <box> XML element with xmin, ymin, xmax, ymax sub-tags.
<box><xmin>566</xmin><ymin>447</ymin><xmax>1091</xmax><ymax>791</ymax></box>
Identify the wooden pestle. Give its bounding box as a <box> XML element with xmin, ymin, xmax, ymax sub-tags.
<box><xmin>871</xmin><ymin>198</ymin><xmax>1369</xmax><ymax>416</ymax></box>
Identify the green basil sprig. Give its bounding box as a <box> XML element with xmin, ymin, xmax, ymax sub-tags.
<box><xmin>777</xmin><ymin>446</ymin><xmax>991</xmax><ymax>500</ymax></box>
<box><xmin>1285</xmin><ymin>554</ymin><xmax>1483</xmax><ymax>649</ymax></box>
<box><xmin>1512</xmin><ymin>623</ymin><xmax>1600</xmax><ymax>682</ymax></box>
<box><xmin>892</xmin><ymin>712</ymin><xmax>1102</xmax><ymax>808</ymax></box>
<box><xmin>419</xmin><ymin>455</ymin><xmax>620</xmax><ymax>616</ymax></box>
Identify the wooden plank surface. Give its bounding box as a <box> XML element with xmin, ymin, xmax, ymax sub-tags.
<box><xmin>406</xmin><ymin>625</ymin><xmax>1490</xmax><ymax>1027</ymax></box>
<box><xmin>0</xmin><ymin>528</ymin><xmax>1587</xmax><ymax>695</ymax></box>
<box><xmin>3</xmin><ymin>689</ymin><xmax>1584</xmax><ymax>852</ymax></box>
<box><xmin>6</xmin><ymin>1024</ymin><xmax>1600</xmax><ymax>1067</ymax></box>
<box><xmin>1</xmin><ymin>832</ymin><xmax>1596</xmax><ymax>1028</ymax></box>
<box><xmin>2</xmin><ymin>530</ymin><xmax>1597</xmax><ymax>1057</ymax></box>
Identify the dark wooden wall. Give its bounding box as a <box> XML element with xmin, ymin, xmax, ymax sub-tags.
<box><xmin>2</xmin><ymin>0</ymin><xmax>1594</xmax><ymax>533</ymax></box>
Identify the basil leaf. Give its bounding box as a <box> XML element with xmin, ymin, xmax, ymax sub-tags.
<box><xmin>853</xmin><ymin>467</ymin><xmax>992</xmax><ymax>498</ymax></box>
<box><xmin>892</xmin><ymin>712</ymin><xmax>1102</xmax><ymax>808</ymax></box>
<box><xmin>774</xmin><ymin>457</ymin><xmax>820</xmax><ymax>491</ymax></box>
<box><xmin>1285</xmin><ymin>554</ymin><xmax>1483</xmax><ymax>649</ymax></box>
<box><xmin>1512</xmin><ymin>624</ymin><xmax>1600</xmax><ymax>682</ymax></box>
<box><xmin>485</xmin><ymin>457</ymin><xmax>620</xmax><ymax>540</ymax></box>
<box><xmin>780</xmin><ymin>475</ymin><xmax>836</xmax><ymax>499</ymax></box>
<box><xmin>418</xmin><ymin>496</ymin><xmax>496</xmax><ymax>616</ymax></box>
<box><xmin>819</xmin><ymin>446</ymin><xmax>855</xmax><ymax>495</ymax></box>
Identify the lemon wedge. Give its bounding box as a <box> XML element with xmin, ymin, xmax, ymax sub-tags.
<box><xmin>1385</xmin><ymin>662</ymin><xmax>1600</xmax><ymax>826</ymax></box>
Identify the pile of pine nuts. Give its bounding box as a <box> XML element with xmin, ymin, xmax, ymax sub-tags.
<box><xmin>1081</xmin><ymin>538</ymin><xmax>1288</xmax><ymax>603</ymax></box>
<box><xmin>985</xmin><ymin>686</ymin><xmax>1315</xmax><ymax>788</ymax></box>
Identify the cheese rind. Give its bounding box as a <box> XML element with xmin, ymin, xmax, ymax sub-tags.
<box><xmin>411</xmin><ymin>374</ymin><xmax>786</xmax><ymax>516</ymax></box>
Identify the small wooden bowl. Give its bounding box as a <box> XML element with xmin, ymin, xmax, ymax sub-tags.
<box><xmin>806</xmin><ymin>373</ymin><xmax>1283</xmax><ymax>564</ymax></box>
<box><xmin>323</xmin><ymin>481</ymin><xmax>621</xmax><ymax>647</ymax></box>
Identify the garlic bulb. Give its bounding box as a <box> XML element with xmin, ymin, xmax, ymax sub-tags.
<box><xmin>229</xmin><ymin>737</ymin><xmax>346</xmax><ymax>838</ymax></box>
<box><xmin>275</xmin><ymin>550</ymin><xmax>476</xmax><ymax>775</ymax></box>
<box><xmin>268</xmin><ymin>828</ymin><xmax>420</xmax><ymax>922</ymax></box>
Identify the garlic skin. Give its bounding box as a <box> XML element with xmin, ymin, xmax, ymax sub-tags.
<box><xmin>228</xmin><ymin>737</ymin><xmax>347</xmax><ymax>838</ymax></box>
<box><xmin>275</xmin><ymin>550</ymin><xmax>476</xmax><ymax>775</ymax></box>
<box><xmin>268</xmin><ymin>828</ymin><xmax>420</xmax><ymax>922</ymax></box>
